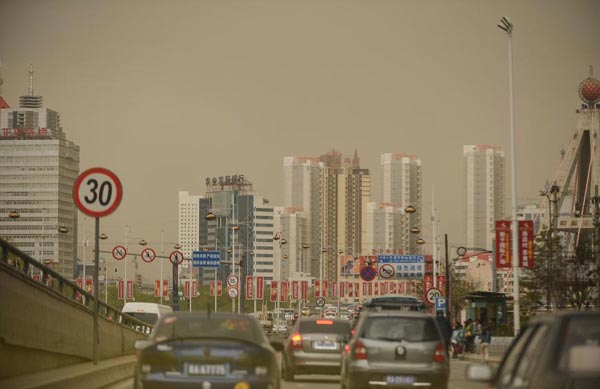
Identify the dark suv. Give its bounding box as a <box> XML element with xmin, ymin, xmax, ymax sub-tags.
<box><xmin>467</xmin><ymin>310</ymin><xmax>600</xmax><ymax>389</ymax></box>
<box><xmin>342</xmin><ymin>310</ymin><xmax>449</xmax><ymax>389</ymax></box>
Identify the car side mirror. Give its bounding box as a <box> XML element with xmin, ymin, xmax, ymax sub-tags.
<box><xmin>134</xmin><ymin>339</ymin><xmax>153</xmax><ymax>350</ymax></box>
<box><xmin>465</xmin><ymin>363</ymin><xmax>495</xmax><ymax>382</ymax></box>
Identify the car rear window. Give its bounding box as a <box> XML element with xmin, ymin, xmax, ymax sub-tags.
<box><xmin>559</xmin><ymin>315</ymin><xmax>600</xmax><ymax>373</ymax></box>
<box><xmin>126</xmin><ymin>312</ymin><xmax>159</xmax><ymax>325</ymax></box>
<box><xmin>154</xmin><ymin>315</ymin><xmax>263</xmax><ymax>344</ymax></box>
<box><xmin>361</xmin><ymin>316</ymin><xmax>439</xmax><ymax>342</ymax></box>
<box><xmin>300</xmin><ymin>320</ymin><xmax>350</xmax><ymax>334</ymax></box>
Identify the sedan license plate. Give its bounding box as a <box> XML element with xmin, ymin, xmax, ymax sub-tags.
<box><xmin>386</xmin><ymin>375</ymin><xmax>415</xmax><ymax>385</ymax></box>
<box><xmin>186</xmin><ymin>363</ymin><xmax>227</xmax><ymax>376</ymax></box>
<box><xmin>313</xmin><ymin>341</ymin><xmax>337</xmax><ymax>350</ymax></box>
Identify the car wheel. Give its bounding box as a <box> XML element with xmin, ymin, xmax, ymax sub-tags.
<box><xmin>282</xmin><ymin>360</ymin><xmax>295</xmax><ymax>381</ymax></box>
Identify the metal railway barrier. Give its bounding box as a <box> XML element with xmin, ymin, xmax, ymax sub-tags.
<box><xmin>0</xmin><ymin>237</ymin><xmax>149</xmax><ymax>380</ymax></box>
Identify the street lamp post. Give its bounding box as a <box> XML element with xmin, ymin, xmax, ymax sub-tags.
<box><xmin>498</xmin><ymin>16</ymin><xmax>520</xmax><ymax>336</ymax></box>
<box><xmin>540</xmin><ymin>185</ymin><xmax>560</xmax><ymax>312</ymax></box>
<box><xmin>273</xmin><ymin>233</ymin><xmax>287</xmax><ymax>330</ymax></box>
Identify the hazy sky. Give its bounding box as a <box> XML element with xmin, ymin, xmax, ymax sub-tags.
<box><xmin>1</xmin><ymin>0</ymin><xmax>600</xmax><ymax>275</ymax></box>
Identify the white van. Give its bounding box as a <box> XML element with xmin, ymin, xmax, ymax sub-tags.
<box><xmin>121</xmin><ymin>302</ymin><xmax>173</xmax><ymax>326</ymax></box>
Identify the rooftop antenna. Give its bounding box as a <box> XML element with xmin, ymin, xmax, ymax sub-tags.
<box><xmin>28</xmin><ymin>64</ymin><xmax>34</xmax><ymax>96</ymax></box>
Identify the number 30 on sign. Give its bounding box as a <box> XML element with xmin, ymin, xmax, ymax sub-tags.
<box><xmin>73</xmin><ymin>167</ymin><xmax>123</xmax><ymax>218</ymax></box>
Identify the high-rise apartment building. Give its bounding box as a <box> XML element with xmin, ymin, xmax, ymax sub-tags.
<box><xmin>198</xmin><ymin>175</ymin><xmax>275</xmax><ymax>284</ymax></box>
<box><xmin>365</xmin><ymin>202</ymin><xmax>406</xmax><ymax>255</ymax></box>
<box><xmin>0</xmin><ymin>66</ymin><xmax>79</xmax><ymax>278</ymax></box>
<box><xmin>274</xmin><ymin>207</ymin><xmax>308</xmax><ymax>282</ymax></box>
<box><xmin>178</xmin><ymin>191</ymin><xmax>202</xmax><ymax>276</ymax></box>
<box><xmin>380</xmin><ymin>153</ymin><xmax>422</xmax><ymax>254</ymax></box>
<box><xmin>283</xmin><ymin>149</ymin><xmax>370</xmax><ymax>282</ymax></box>
<box><xmin>464</xmin><ymin>145</ymin><xmax>505</xmax><ymax>250</ymax></box>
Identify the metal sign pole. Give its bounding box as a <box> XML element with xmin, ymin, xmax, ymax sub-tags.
<box><xmin>93</xmin><ymin>217</ymin><xmax>100</xmax><ymax>364</ymax></box>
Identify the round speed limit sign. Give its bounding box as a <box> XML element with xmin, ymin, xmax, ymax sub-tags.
<box><xmin>73</xmin><ymin>167</ymin><xmax>123</xmax><ymax>218</ymax></box>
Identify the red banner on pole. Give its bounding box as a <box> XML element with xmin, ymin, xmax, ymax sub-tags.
<box><xmin>374</xmin><ymin>282</ymin><xmax>379</xmax><ymax>296</ymax></box>
<box><xmin>332</xmin><ymin>281</ymin><xmax>338</xmax><ymax>298</ymax></box>
<box><xmin>76</xmin><ymin>278</ymin><xmax>83</xmax><ymax>300</ymax></box>
<box><xmin>185</xmin><ymin>280</ymin><xmax>191</xmax><ymax>298</ymax></box>
<box><xmin>322</xmin><ymin>280</ymin><xmax>328</xmax><ymax>297</ymax></box>
<box><xmin>270</xmin><ymin>281</ymin><xmax>278</xmax><ymax>302</ymax></box>
<box><xmin>192</xmin><ymin>280</ymin><xmax>198</xmax><ymax>297</ymax></box>
<box><xmin>280</xmin><ymin>281</ymin><xmax>288</xmax><ymax>302</ymax></box>
<box><xmin>495</xmin><ymin>220</ymin><xmax>512</xmax><ymax>268</ymax></box>
<box><xmin>210</xmin><ymin>280</ymin><xmax>215</xmax><ymax>297</ymax></box>
<box><xmin>436</xmin><ymin>275</ymin><xmax>446</xmax><ymax>295</ymax></box>
<box><xmin>354</xmin><ymin>282</ymin><xmax>360</xmax><ymax>298</ymax></box>
<box><xmin>217</xmin><ymin>280</ymin><xmax>222</xmax><ymax>296</ymax></box>
<box><xmin>127</xmin><ymin>280</ymin><xmax>133</xmax><ymax>299</ymax></box>
<box><xmin>292</xmin><ymin>280</ymin><xmax>299</xmax><ymax>299</ymax></box>
<box><xmin>162</xmin><ymin>279</ymin><xmax>169</xmax><ymax>297</ymax></box>
<box><xmin>314</xmin><ymin>280</ymin><xmax>320</xmax><ymax>297</ymax></box>
<box><xmin>118</xmin><ymin>280</ymin><xmax>124</xmax><ymax>300</ymax></box>
<box><xmin>390</xmin><ymin>281</ymin><xmax>397</xmax><ymax>294</ymax></box>
<box><xmin>246</xmin><ymin>276</ymin><xmax>254</xmax><ymax>300</ymax></box>
<box><xmin>85</xmin><ymin>278</ymin><xmax>93</xmax><ymax>294</ymax></box>
<box><xmin>341</xmin><ymin>281</ymin><xmax>347</xmax><ymax>297</ymax></box>
<box><xmin>256</xmin><ymin>276</ymin><xmax>264</xmax><ymax>299</ymax></box>
<box><xmin>406</xmin><ymin>281</ymin><xmax>413</xmax><ymax>294</ymax></box>
<box><xmin>424</xmin><ymin>275</ymin><xmax>434</xmax><ymax>291</ymax></box>
<box><xmin>154</xmin><ymin>280</ymin><xmax>160</xmax><ymax>297</ymax></box>
<box><xmin>301</xmin><ymin>280</ymin><xmax>308</xmax><ymax>299</ymax></box>
<box><xmin>362</xmin><ymin>282</ymin><xmax>367</xmax><ymax>296</ymax></box>
<box><xmin>519</xmin><ymin>220</ymin><xmax>535</xmax><ymax>268</ymax></box>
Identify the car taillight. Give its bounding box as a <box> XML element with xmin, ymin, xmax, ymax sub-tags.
<box><xmin>354</xmin><ymin>340</ymin><xmax>367</xmax><ymax>360</ymax></box>
<box><xmin>433</xmin><ymin>343</ymin><xmax>445</xmax><ymax>363</ymax></box>
<box><xmin>290</xmin><ymin>333</ymin><xmax>302</xmax><ymax>348</ymax></box>
<box><xmin>343</xmin><ymin>344</ymin><xmax>351</xmax><ymax>355</ymax></box>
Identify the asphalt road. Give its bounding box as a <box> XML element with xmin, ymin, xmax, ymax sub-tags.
<box><xmin>107</xmin><ymin>359</ymin><xmax>487</xmax><ymax>389</ymax></box>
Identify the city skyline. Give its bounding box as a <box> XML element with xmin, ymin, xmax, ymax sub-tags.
<box><xmin>1</xmin><ymin>0</ymin><xmax>599</xmax><ymax>272</ymax></box>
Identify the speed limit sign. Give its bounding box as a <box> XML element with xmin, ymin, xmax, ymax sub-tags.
<box><xmin>73</xmin><ymin>167</ymin><xmax>123</xmax><ymax>218</ymax></box>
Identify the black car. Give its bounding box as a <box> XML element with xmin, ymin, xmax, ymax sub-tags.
<box><xmin>134</xmin><ymin>312</ymin><xmax>282</xmax><ymax>389</ymax></box>
<box><xmin>281</xmin><ymin>318</ymin><xmax>351</xmax><ymax>380</ymax></box>
<box><xmin>466</xmin><ymin>310</ymin><xmax>600</xmax><ymax>389</ymax></box>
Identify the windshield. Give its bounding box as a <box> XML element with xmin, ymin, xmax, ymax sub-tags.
<box><xmin>361</xmin><ymin>317</ymin><xmax>439</xmax><ymax>342</ymax></box>
<box><xmin>559</xmin><ymin>316</ymin><xmax>600</xmax><ymax>373</ymax></box>
<box><xmin>126</xmin><ymin>312</ymin><xmax>159</xmax><ymax>325</ymax></box>
<box><xmin>154</xmin><ymin>315</ymin><xmax>263</xmax><ymax>344</ymax></box>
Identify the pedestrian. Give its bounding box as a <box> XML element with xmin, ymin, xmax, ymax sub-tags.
<box><xmin>450</xmin><ymin>323</ymin><xmax>465</xmax><ymax>359</ymax></box>
<box><xmin>480</xmin><ymin>324</ymin><xmax>492</xmax><ymax>363</ymax></box>
<box><xmin>464</xmin><ymin>319</ymin><xmax>474</xmax><ymax>353</ymax></box>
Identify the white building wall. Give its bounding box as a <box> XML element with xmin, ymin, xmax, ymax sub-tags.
<box><xmin>178</xmin><ymin>191</ymin><xmax>201</xmax><ymax>272</ymax></box>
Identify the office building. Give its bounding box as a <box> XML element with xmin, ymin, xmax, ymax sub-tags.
<box><xmin>0</xmin><ymin>66</ymin><xmax>79</xmax><ymax>278</ymax></box>
<box><xmin>178</xmin><ymin>191</ymin><xmax>202</xmax><ymax>275</ymax></box>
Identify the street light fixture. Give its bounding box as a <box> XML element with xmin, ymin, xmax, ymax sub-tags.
<box><xmin>99</xmin><ymin>233</ymin><xmax>108</xmax><ymax>240</ymax></box>
<box><xmin>416</xmin><ymin>238</ymin><xmax>426</xmax><ymax>245</ymax></box>
<box><xmin>139</xmin><ymin>239</ymin><xmax>147</xmax><ymax>246</ymax></box>
<box><xmin>58</xmin><ymin>226</ymin><xmax>69</xmax><ymax>234</ymax></box>
<box><xmin>9</xmin><ymin>210</ymin><xmax>20</xmax><ymax>219</ymax></box>
<box><xmin>405</xmin><ymin>205</ymin><xmax>416</xmax><ymax>214</ymax></box>
<box><xmin>174</xmin><ymin>244</ymin><xmax>181</xmax><ymax>250</ymax></box>
<box><xmin>410</xmin><ymin>227</ymin><xmax>421</xmax><ymax>234</ymax></box>
<box><xmin>205</xmin><ymin>212</ymin><xmax>216</xmax><ymax>221</ymax></box>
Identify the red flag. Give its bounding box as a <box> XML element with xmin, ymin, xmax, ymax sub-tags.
<box><xmin>270</xmin><ymin>281</ymin><xmax>278</xmax><ymax>302</ymax></box>
<box><xmin>292</xmin><ymin>280</ymin><xmax>299</xmax><ymax>299</ymax></box>
<box><xmin>256</xmin><ymin>277</ymin><xmax>264</xmax><ymax>299</ymax></box>
<box><xmin>246</xmin><ymin>276</ymin><xmax>254</xmax><ymax>299</ymax></box>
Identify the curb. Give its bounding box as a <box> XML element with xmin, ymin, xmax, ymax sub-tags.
<box><xmin>462</xmin><ymin>353</ymin><xmax>502</xmax><ymax>364</ymax></box>
<box><xmin>0</xmin><ymin>355</ymin><xmax>136</xmax><ymax>389</ymax></box>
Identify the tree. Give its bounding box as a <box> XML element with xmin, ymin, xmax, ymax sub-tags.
<box><xmin>449</xmin><ymin>266</ymin><xmax>471</xmax><ymax>324</ymax></box>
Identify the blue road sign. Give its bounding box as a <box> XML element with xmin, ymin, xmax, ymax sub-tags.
<box><xmin>434</xmin><ymin>297</ymin><xmax>447</xmax><ymax>312</ymax></box>
<box><xmin>192</xmin><ymin>251</ymin><xmax>221</xmax><ymax>268</ymax></box>
<box><xmin>378</xmin><ymin>255</ymin><xmax>425</xmax><ymax>279</ymax></box>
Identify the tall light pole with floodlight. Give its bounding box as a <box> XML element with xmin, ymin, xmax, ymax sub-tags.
<box><xmin>498</xmin><ymin>16</ymin><xmax>520</xmax><ymax>335</ymax></box>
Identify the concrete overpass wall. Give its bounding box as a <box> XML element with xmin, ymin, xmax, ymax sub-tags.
<box><xmin>0</xmin><ymin>262</ymin><xmax>146</xmax><ymax>379</ymax></box>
